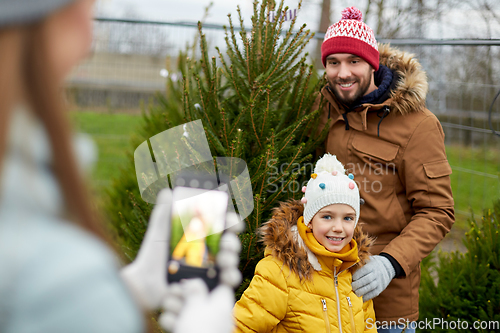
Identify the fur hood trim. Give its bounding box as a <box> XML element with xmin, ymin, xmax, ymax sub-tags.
<box><xmin>258</xmin><ymin>200</ymin><xmax>373</xmax><ymax>280</ymax></box>
<box><xmin>378</xmin><ymin>43</ymin><xmax>429</xmax><ymax>115</ymax></box>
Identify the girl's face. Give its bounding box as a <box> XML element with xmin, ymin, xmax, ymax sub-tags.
<box><xmin>309</xmin><ymin>204</ymin><xmax>355</xmax><ymax>252</ymax></box>
<box><xmin>45</xmin><ymin>0</ymin><xmax>95</xmax><ymax>83</ymax></box>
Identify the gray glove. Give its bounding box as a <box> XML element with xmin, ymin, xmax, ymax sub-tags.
<box><xmin>160</xmin><ymin>279</ymin><xmax>236</xmax><ymax>333</ymax></box>
<box><xmin>352</xmin><ymin>255</ymin><xmax>395</xmax><ymax>301</ymax></box>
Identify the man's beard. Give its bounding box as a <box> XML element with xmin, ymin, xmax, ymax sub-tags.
<box><xmin>329</xmin><ymin>74</ymin><xmax>372</xmax><ymax>106</ymax></box>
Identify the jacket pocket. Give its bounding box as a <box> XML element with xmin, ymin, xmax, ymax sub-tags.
<box><xmin>346</xmin><ymin>297</ymin><xmax>356</xmax><ymax>333</ymax></box>
<box><xmin>423</xmin><ymin>160</ymin><xmax>452</xmax><ymax>178</ymax></box>
<box><xmin>352</xmin><ymin>134</ymin><xmax>400</xmax><ymax>162</ymax></box>
<box><xmin>423</xmin><ymin>160</ymin><xmax>454</xmax><ymax>206</ymax></box>
<box><xmin>350</xmin><ymin>133</ymin><xmax>400</xmax><ymax>192</ymax></box>
<box><xmin>320</xmin><ymin>298</ymin><xmax>331</xmax><ymax>333</ymax></box>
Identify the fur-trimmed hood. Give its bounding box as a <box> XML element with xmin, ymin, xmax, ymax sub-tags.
<box><xmin>378</xmin><ymin>43</ymin><xmax>429</xmax><ymax>115</ymax></box>
<box><xmin>258</xmin><ymin>200</ymin><xmax>373</xmax><ymax>280</ymax></box>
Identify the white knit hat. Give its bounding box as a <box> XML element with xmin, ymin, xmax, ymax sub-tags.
<box><xmin>301</xmin><ymin>154</ymin><xmax>360</xmax><ymax>226</ymax></box>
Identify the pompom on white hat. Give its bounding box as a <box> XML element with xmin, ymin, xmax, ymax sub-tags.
<box><xmin>301</xmin><ymin>154</ymin><xmax>360</xmax><ymax>226</ymax></box>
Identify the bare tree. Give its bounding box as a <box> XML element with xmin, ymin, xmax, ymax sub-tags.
<box><xmin>459</xmin><ymin>0</ymin><xmax>500</xmax><ymax>85</ymax></box>
<box><xmin>335</xmin><ymin>0</ymin><xmax>455</xmax><ymax>38</ymax></box>
<box><xmin>313</xmin><ymin>0</ymin><xmax>333</xmax><ymax>68</ymax></box>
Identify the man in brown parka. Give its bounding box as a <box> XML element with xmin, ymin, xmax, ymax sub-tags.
<box><xmin>314</xmin><ymin>7</ymin><xmax>455</xmax><ymax>332</ymax></box>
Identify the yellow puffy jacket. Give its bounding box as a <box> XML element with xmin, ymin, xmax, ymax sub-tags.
<box><xmin>234</xmin><ymin>201</ymin><xmax>377</xmax><ymax>333</ymax></box>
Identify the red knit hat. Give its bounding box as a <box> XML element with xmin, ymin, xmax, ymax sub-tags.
<box><xmin>321</xmin><ymin>7</ymin><xmax>379</xmax><ymax>70</ymax></box>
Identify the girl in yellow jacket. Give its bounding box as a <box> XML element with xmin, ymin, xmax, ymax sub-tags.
<box><xmin>234</xmin><ymin>154</ymin><xmax>377</xmax><ymax>333</ymax></box>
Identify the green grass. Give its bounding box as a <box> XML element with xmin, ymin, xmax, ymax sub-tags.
<box><xmin>440</xmin><ymin>144</ymin><xmax>500</xmax><ymax>250</ymax></box>
<box><xmin>70</xmin><ymin>111</ymin><xmax>144</xmax><ymax>197</ymax></box>
<box><xmin>446</xmin><ymin>144</ymin><xmax>500</xmax><ymax>221</ymax></box>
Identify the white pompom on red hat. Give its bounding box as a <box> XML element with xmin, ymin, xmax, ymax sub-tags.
<box><xmin>321</xmin><ymin>6</ymin><xmax>379</xmax><ymax>70</ymax></box>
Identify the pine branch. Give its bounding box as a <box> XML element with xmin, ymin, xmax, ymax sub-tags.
<box><xmin>254</xmin><ymin>0</ymin><xmax>266</xmax><ymax>71</ymax></box>
<box><xmin>194</xmin><ymin>74</ymin><xmax>216</xmax><ymax>133</ymax></box>
<box><xmin>263</xmin><ymin>149</ymin><xmax>304</xmax><ymax>210</ymax></box>
<box><xmin>225</xmin><ymin>63</ymin><xmax>245</xmax><ymax>104</ymax></box>
<box><xmin>278</xmin><ymin>119</ymin><xmax>304</xmax><ymax>154</ymax></box>
<box><xmin>265</xmin><ymin>144</ymin><xmax>304</xmax><ymax>188</ymax></box>
<box><xmin>248</xmin><ymin>102</ymin><xmax>262</xmax><ymax>149</ymax></box>
<box><xmin>251</xmin><ymin>155</ymin><xmax>266</xmax><ymax>180</ymax></box>
<box><xmin>198</xmin><ymin>23</ymin><xmax>213</xmax><ymax>85</ymax></box>
<box><xmin>220</xmin><ymin>108</ymin><xmax>229</xmax><ymax>147</ymax></box>
<box><xmin>228</xmin><ymin>102</ymin><xmax>247</xmax><ymax>138</ymax></box>
<box><xmin>257</xmin><ymin>146</ymin><xmax>275</xmax><ymax>200</ymax></box>
<box><xmin>275</xmin><ymin>12</ymin><xmax>310</xmax><ymax>66</ymax></box>
<box><xmin>222</xmin><ymin>32</ymin><xmax>248</xmax><ymax>81</ymax></box>
<box><xmin>260</xmin><ymin>88</ymin><xmax>270</xmax><ymax>136</ymax></box>
<box><xmin>295</xmin><ymin>65</ymin><xmax>314</xmax><ymax>121</ymax></box>
<box><xmin>233</xmin><ymin>128</ymin><xmax>244</xmax><ymax>158</ymax></box>
<box><xmin>288</xmin><ymin>63</ymin><xmax>305</xmax><ymax>108</ymax></box>
<box><xmin>226</xmin><ymin>14</ymin><xmax>246</xmax><ymax>69</ymax></box>
<box><xmin>204</xmin><ymin>125</ymin><xmax>227</xmax><ymax>156</ymax></box>
<box><xmin>252</xmin><ymin>194</ymin><xmax>261</xmax><ymax>232</ymax></box>
<box><xmin>242</xmin><ymin>233</ymin><xmax>256</xmax><ymax>271</ymax></box>
<box><xmin>279</xmin><ymin>34</ymin><xmax>314</xmax><ymax>76</ymax></box>
<box><xmin>213</xmin><ymin>58</ymin><xmax>222</xmax><ymax>110</ymax></box>
<box><xmin>236</xmin><ymin>6</ymin><xmax>249</xmax><ymax>48</ymax></box>
<box><xmin>263</xmin><ymin>1</ymin><xmax>286</xmax><ymax>69</ymax></box>
<box><xmin>244</xmin><ymin>39</ymin><xmax>252</xmax><ymax>84</ymax></box>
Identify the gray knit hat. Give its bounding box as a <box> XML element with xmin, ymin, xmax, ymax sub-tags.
<box><xmin>0</xmin><ymin>0</ymin><xmax>77</xmax><ymax>27</ymax></box>
<box><xmin>301</xmin><ymin>154</ymin><xmax>360</xmax><ymax>227</ymax></box>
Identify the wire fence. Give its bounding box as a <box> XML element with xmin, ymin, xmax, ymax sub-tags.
<box><xmin>67</xmin><ymin>18</ymin><xmax>500</xmax><ymax>221</ymax></box>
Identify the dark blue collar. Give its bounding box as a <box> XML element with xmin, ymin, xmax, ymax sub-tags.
<box><xmin>355</xmin><ymin>65</ymin><xmax>393</xmax><ymax>106</ymax></box>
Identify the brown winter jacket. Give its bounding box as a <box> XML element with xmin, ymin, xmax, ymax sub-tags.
<box><xmin>313</xmin><ymin>44</ymin><xmax>455</xmax><ymax>322</ymax></box>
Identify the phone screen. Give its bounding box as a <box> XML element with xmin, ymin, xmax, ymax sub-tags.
<box><xmin>167</xmin><ymin>186</ymin><xmax>228</xmax><ymax>287</ymax></box>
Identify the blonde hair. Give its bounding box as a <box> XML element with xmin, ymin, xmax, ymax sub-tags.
<box><xmin>0</xmin><ymin>21</ymin><xmax>107</xmax><ymax>242</ymax></box>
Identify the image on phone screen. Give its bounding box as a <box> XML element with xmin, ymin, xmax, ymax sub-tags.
<box><xmin>167</xmin><ymin>186</ymin><xmax>228</xmax><ymax>286</ymax></box>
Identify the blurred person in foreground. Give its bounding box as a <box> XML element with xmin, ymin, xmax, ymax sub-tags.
<box><xmin>0</xmin><ymin>1</ymin><xmax>241</xmax><ymax>332</ymax></box>
<box><xmin>314</xmin><ymin>6</ymin><xmax>455</xmax><ymax>333</ymax></box>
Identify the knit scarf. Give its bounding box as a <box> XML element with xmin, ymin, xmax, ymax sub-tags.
<box><xmin>356</xmin><ymin>64</ymin><xmax>394</xmax><ymax>106</ymax></box>
<box><xmin>297</xmin><ymin>216</ymin><xmax>359</xmax><ymax>266</ymax></box>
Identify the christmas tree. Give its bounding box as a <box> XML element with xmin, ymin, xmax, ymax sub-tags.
<box><xmin>419</xmin><ymin>201</ymin><xmax>500</xmax><ymax>332</ymax></box>
<box><xmin>104</xmin><ymin>0</ymin><xmax>328</xmax><ymax>294</ymax></box>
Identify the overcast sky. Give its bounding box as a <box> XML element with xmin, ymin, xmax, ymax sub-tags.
<box><xmin>95</xmin><ymin>0</ymin><xmax>500</xmax><ymax>39</ymax></box>
<box><xmin>95</xmin><ymin>0</ymin><xmax>315</xmax><ymax>26</ymax></box>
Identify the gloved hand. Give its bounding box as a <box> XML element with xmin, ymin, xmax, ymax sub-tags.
<box><xmin>159</xmin><ymin>212</ymin><xmax>244</xmax><ymax>332</ymax></box>
<box><xmin>159</xmin><ymin>214</ymin><xmax>243</xmax><ymax>332</ymax></box>
<box><xmin>159</xmin><ymin>279</ymin><xmax>235</xmax><ymax>333</ymax></box>
<box><xmin>352</xmin><ymin>255</ymin><xmax>395</xmax><ymax>301</ymax></box>
<box><xmin>120</xmin><ymin>189</ymin><xmax>173</xmax><ymax>310</ymax></box>
<box><xmin>120</xmin><ymin>186</ymin><xmax>244</xmax><ymax>307</ymax></box>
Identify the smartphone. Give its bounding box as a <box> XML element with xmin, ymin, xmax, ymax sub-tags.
<box><xmin>167</xmin><ymin>174</ymin><xmax>229</xmax><ymax>290</ymax></box>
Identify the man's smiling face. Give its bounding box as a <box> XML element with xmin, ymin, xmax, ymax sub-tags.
<box><xmin>325</xmin><ymin>53</ymin><xmax>376</xmax><ymax>106</ymax></box>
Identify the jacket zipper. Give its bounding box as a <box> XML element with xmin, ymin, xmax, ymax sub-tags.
<box><xmin>333</xmin><ymin>262</ymin><xmax>359</xmax><ymax>333</ymax></box>
<box><xmin>334</xmin><ymin>267</ymin><xmax>343</xmax><ymax>333</ymax></box>
<box><xmin>321</xmin><ymin>299</ymin><xmax>331</xmax><ymax>333</ymax></box>
<box><xmin>347</xmin><ymin>297</ymin><xmax>356</xmax><ymax>332</ymax></box>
